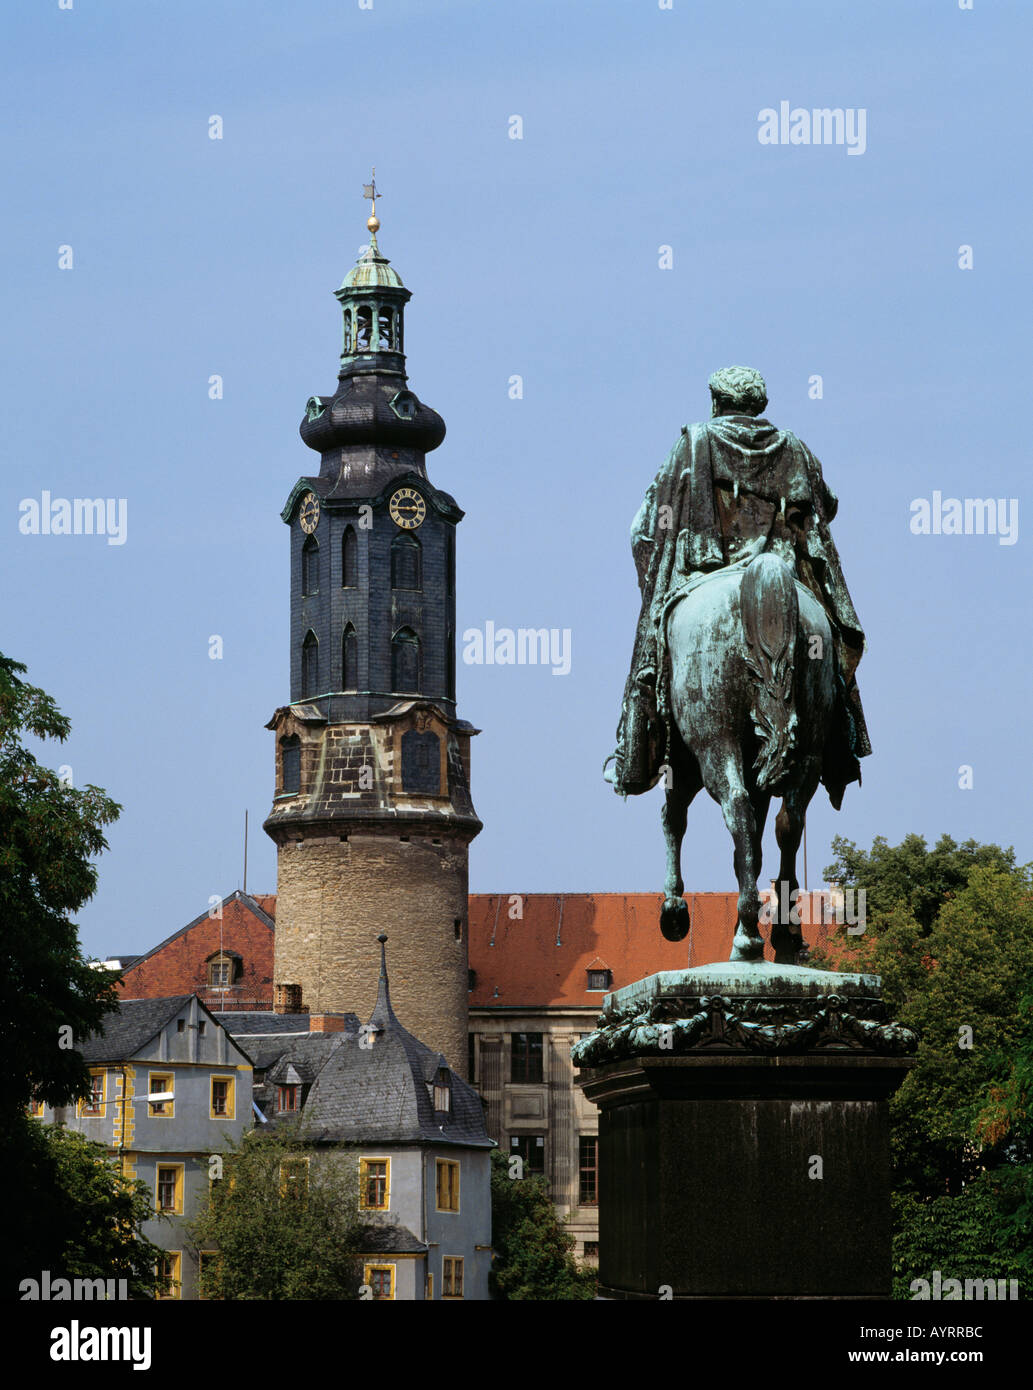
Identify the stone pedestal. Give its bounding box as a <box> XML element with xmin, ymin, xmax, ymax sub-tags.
<box><xmin>573</xmin><ymin>961</ymin><xmax>915</xmax><ymax>1300</ymax></box>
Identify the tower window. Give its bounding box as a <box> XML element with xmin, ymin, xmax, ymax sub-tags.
<box><xmin>281</xmin><ymin>735</ymin><xmax>301</xmax><ymax>793</ymax></box>
<box><xmin>391</xmin><ymin>627</ymin><xmax>421</xmax><ymax>693</ymax></box>
<box><xmin>342</xmin><ymin>525</ymin><xmax>358</xmax><ymax>588</ymax></box>
<box><xmin>446</xmin><ymin>531</ymin><xmax>455</xmax><ymax>597</ymax></box>
<box><xmin>377</xmin><ymin>307</ymin><xmax>394</xmax><ymax>350</ymax></box>
<box><xmin>447</xmin><ymin>625</ymin><xmax>455</xmax><ymax>701</ymax></box>
<box><xmin>301</xmin><ymin>631</ymin><xmax>319</xmax><ymax>699</ymax></box>
<box><xmin>390</xmin><ymin>533</ymin><xmax>421</xmax><ymax>591</ymax></box>
<box><xmin>401</xmin><ymin>729</ymin><xmax>439</xmax><ymax>793</ymax></box>
<box><xmin>355</xmin><ymin>305</ymin><xmax>372</xmax><ymax>351</ymax></box>
<box><xmin>342</xmin><ymin>623</ymin><xmax>358</xmax><ymax>691</ymax></box>
<box><xmin>301</xmin><ymin>536</ymin><xmax>319</xmax><ymax>596</ymax></box>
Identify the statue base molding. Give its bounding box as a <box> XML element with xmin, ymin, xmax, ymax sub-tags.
<box><xmin>574</xmin><ymin>961</ymin><xmax>915</xmax><ymax>1300</ymax></box>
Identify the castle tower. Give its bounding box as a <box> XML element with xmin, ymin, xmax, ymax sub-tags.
<box><xmin>264</xmin><ymin>181</ymin><xmax>481</xmax><ymax>1072</ymax></box>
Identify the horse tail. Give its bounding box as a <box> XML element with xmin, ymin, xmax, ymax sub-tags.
<box><xmin>740</xmin><ymin>553</ymin><xmax>798</xmax><ymax>793</ymax></box>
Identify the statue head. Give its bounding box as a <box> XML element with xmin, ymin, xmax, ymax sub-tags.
<box><xmin>708</xmin><ymin>366</ymin><xmax>768</xmax><ymax>418</ymax></box>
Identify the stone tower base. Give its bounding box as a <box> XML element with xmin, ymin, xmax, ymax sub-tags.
<box><xmin>273</xmin><ymin>831</ymin><xmax>470</xmax><ymax>1073</ymax></box>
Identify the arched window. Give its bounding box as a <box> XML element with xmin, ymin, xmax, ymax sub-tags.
<box><xmin>301</xmin><ymin>536</ymin><xmax>319</xmax><ymax>596</ymax></box>
<box><xmin>355</xmin><ymin>305</ymin><xmax>372</xmax><ymax>351</ymax></box>
<box><xmin>447</xmin><ymin>625</ymin><xmax>455</xmax><ymax>700</ymax></box>
<box><xmin>281</xmin><ymin>735</ymin><xmax>301</xmax><ymax>793</ymax></box>
<box><xmin>446</xmin><ymin>530</ymin><xmax>455</xmax><ymax>597</ymax></box>
<box><xmin>391</xmin><ymin>627</ymin><xmax>421</xmax><ymax>693</ymax></box>
<box><xmin>342</xmin><ymin>623</ymin><xmax>358</xmax><ymax>690</ymax></box>
<box><xmin>343</xmin><ymin>309</ymin><xmax>352</xmax><ymax>354</ymax></box>
<box><xmin>391</xmin><ymin>533</ymin><xmax>421</xmax><ymax>591</ymax></box>
<box><xmin>341</xmin><ymin>526</ymin><xmax>358</xmax><ymax>588</ymax></box>
<box><xmin>301</xmin><ymin>631</ymin><xmax>319</xmax><ymax>698</ymax></box>
<box><xmin>377</xmin><ymin>307</ymin><xmax>394</xmax><ymax>349</ymax></box>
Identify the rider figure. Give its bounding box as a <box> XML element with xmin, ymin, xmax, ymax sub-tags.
<box><xmin>605</xmin><ymin>366</ymin><xmax>870</xmax><ymax>809</ymax></box>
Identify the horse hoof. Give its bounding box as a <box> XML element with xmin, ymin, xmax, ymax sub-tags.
<box><xmin>660</xmin><ymin>897</ymin><xmax>690</xmax><ymax>942</ymax></box>
<box><xmin>729</xmin><ymin>932</ymin><xmax>764</xmax><ymax>963</ymax></box>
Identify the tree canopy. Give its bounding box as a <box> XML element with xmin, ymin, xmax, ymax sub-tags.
<box><xmin>812</xmin><ymin>832</ymin><xmax>1033</xmax><ymax>1296</ymax></box>
<box><xmin>489</xmin><ymin>1149</ymin><xmax>596</xmax><ymax>1300</ymax></box>
<box><xmin>0</xmin><ymin>653</ymin><xmax>121</xmax><ymax>1119</ymax></box>
<box><xmin>192</xmin><ymin>1125</ymin><xmax>372</xmax><ymax>1299</ymax></box>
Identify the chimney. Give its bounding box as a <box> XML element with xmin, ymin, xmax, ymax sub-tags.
<box><xmin>274</xmin><ymin>983</ymin><xmax>304</xmax><ymax>1015</ymax></box>
<box><xmin>308</xmin><ymin>1014</ymin><xmax>348</xmax><ymax>1033</ymax></box>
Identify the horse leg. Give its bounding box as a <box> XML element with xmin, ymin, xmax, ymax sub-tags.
<box><xmin>772</xmin><ymin>763</ymin><xmax>821</xmax><ymax>965</ymax></box>
<box><xmin>660</xmin><ymin>755</ymin><xmax>702</xmax><ymax>942</ymax></box>
<box><xmin>700</xmin><ymin>747</ymin><xmax>765</xmax><ymax>963</ymax></box>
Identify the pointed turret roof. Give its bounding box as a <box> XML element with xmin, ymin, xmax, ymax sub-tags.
<box><xmin>297</xmin><ymin>935</ymin><xmax>492</xmax><ymax>1148</ymax></box>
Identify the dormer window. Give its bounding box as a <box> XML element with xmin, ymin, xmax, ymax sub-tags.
<box><xmin>432</xmin><ymin>1067</ymin><xmax>451</xmax><ymax>1114</ymax></box>
<box><xmin>278</xmin><ymin>1084</ymin><xmax>299</xmax><ymax>1113</ymax></box>
<box><xmin>207</xmin><ymin>952</ymin><xmax>242</xmax><ymax>989</ymax></box>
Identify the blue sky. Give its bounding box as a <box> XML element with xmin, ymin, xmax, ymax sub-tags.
<box><xmin>3</xmin><ymin>0</ymin><xmax>1030</xmax><ymax>958</ymax></box>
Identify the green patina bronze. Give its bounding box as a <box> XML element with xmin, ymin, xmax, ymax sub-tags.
<box><xmin>571</xmin><ymin>961</ymin><xmax>918</xmax><ymax>1068</ymax></box>
<box><xmin>605</xmin><ymin>368</ymin><xmax>872</xmax><ymax>963</ymax></box>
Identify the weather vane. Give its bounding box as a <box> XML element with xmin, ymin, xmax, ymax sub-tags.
<box><xmin>362</xmin><ymin>169</ymin><xmax>381</xmax><ymax>239</ymax></box>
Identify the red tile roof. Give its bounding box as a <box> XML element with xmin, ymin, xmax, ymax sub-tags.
<box><xmin>467</xmin><ymin>891</ymin><xmax>842</xmax><ymax>1008</ymax></box>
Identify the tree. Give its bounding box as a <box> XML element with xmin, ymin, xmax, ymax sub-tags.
<box><xmin>823</xmin><ymin>831</ymin><xmax>1016</xmax><ymax>934</ymax></box>
<box><xmin>810</xmin><ymin>833</ymin><xmax>1033</xmax><ymax>1296</ymax></box>
<box><xmin>489</xmin><ymin>1150</ymin><xmax>596</xmax><ymax>1300</ymax></box>
<box><xmin>191</xmin><ymin>1125</ymin><xmax>371</xmax><ymax>1299</ymax></box>
<box><xmin>12</xmin><ymin>1122</ymin><xmax>167</xmax><ymax>1299</ymax></box>
<box><xmin>0</xmin><ymin>654</ymin><xmax>125</xmax><ymax>1295</ymax></box>
<box><xmin>0</xmin><ymin>653</ymin><xmax>122</xmax><ymax>1118</ymax></box>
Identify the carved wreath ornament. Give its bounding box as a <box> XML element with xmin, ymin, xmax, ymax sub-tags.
<box><xmin>570</xmin><ymin>992</ymin><xmax>918</xmax><ymax>1067</ymax></box>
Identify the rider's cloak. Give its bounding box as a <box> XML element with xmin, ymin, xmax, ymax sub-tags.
<box><xmin>617</xmin><ymin>413</ymin><xmax>871</xmax><ymax>806</ymax></box>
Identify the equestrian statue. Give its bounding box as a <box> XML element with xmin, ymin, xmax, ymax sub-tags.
<box><xmin>605</xmin><ymin>366</ymin><xmax>871</xmax><ymax>965</ymax></box>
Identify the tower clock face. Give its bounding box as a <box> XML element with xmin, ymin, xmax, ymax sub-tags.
<box><xmin>389</xmin><ymin>487</ymin><xmax>426</xmax><ymax>530</ymax></box>
<box><xmin>299</xmin><ymin>492</ymin><xmax>320</xmax><ymax>533</ymax></box>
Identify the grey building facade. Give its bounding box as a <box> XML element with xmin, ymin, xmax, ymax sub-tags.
<box><xmin>39</xmin><ymin>994</ymin><xmax>254</xmax><ymax>1300</ymax></box>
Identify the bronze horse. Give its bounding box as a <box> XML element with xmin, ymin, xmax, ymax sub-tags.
<box><xmin>658</xmin><ymin>551</ymin><xmax>836</xmax><ymax>965</ymax></box>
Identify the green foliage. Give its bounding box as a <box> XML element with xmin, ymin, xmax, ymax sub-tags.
<box><xmin>4</xmin><ymin>1120</ymin><xmax>165</xmax><ymax>1299</ymax></box>
<box><xmin>812</xmin><ymin>833</ymin><xmax>1033</xmax><ymax>1293</ymax></box>
<box><xmin>893</xmin><ymin>1169</ymin><xmax>1033</xmax><ymax>1299</ymax></box>
<box><xmin>191</xmin><ymin>1125</ymin><xmax>372</xmax><ymax>1299</ymax></box>
<box><xmin>489</xmin><ymin>1150</ymin><xmax>596</xmax><ymax>1300</ymax></box>
<box><xmin>0</xmin><ymin>653</ymin><xmax>122</xmax><ymax>1119</ymax></box>
<box><xmin>823</xmin><ymin>831</ymin><xmax>1017</xmax><ymax>934</ymax></box>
